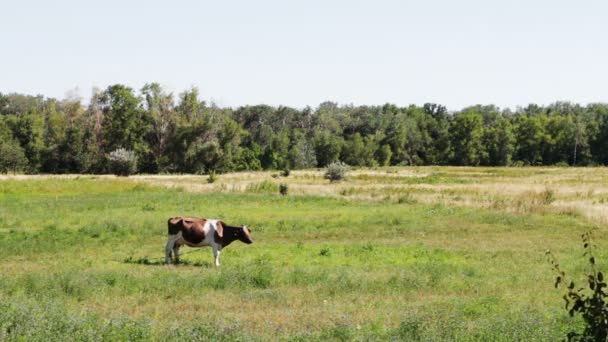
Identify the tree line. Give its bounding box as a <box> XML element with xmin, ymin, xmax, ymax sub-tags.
<box><xmin>1</xmin><ymin>83</ymin><xmax>608</xmax><ymax>174</ymax></box>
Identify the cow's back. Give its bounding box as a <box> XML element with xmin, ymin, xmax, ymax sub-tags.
<box><xmin>167</xmin><ymin>216</ymin><xmax>210</xmax><ymax>246</ymax></box>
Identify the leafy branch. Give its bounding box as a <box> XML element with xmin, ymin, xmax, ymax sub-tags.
<box><xmin>548</xmin><ymin>230</ymin><xmax>608</xmax><ymax>341</ymax></box>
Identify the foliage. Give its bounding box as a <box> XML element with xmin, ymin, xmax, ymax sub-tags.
<box><xmin>0</xmin><ymin>139</ymin><xmax>28</xmax><ymax>173</ymax></box>
<box><xmin>549</xmin><ymin>231</ymin><xmax>608</xmax><ymax>341</ymax></box>
<box><xmin>2</xmin><ymin>88</ymin><xmax>608</xmax><ymax>174</ymax></box>
<box><xmin>324</xmin><ymin>161</ymin><xmax>349</xmax><ymax>182</ymax></box>
<box><xmin>207</xmin><ymin>170</ymin><xmax>217</xmax><ymax>184</ymax></box>
<box><xmin>107</xmin><ymin>148</ymin><xmax>138</xmax><ymax>176</ymax></box>
<box><xmin>279</xmin><ymin>183</ymin><xmax>288</xmax><ymax>195</ymax></box>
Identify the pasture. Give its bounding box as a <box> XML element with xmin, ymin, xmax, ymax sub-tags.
<box><xmin>1</xmin><ymin>167</ymin><xmax>607</xmax><ymax>341</ymax></box>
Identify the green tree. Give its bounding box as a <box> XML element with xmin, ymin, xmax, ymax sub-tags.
<box><xmin>99</xmin><ymin>85</ymin><xmax>145</xmax><ymax>153</ymax></box>
<box><xmin>176</xmin><ymin>87</ymin><xmax>204</xmax><ymax>123</ymax></box>
<box><xmin>342</xmin><ymin>133</ymin><xmax>378</xmax><ymax>167</ymax></box>
<box><xmin>0</xmin><ymin>139</ymin><xmax>28</xmax><ymax>173</ymax></box>
<box><xmin>482</xmin><ymin>116</ymin><xmax>514</xmax><ymax>166</ymax></box>
<box><xmin>423</xmin><ymin>103</ymin><xmax>451</xmax><ymax>164</ymax></box>
<box><xmin>449</xmin><ymin>111</ymin><xmax>485</xmax><ymax>166</ymax></box>
<box><xmin>141</xmin><ymin>83</ymin><xmax>177</xmax><ymax>172</ymax></box>
<box><xmin>588</xmin><ymin>104</ymin><xmax>608</xmax><ymax>165</ymax></box>
<box><xmin>513</xmin><ymin>114</ymin><xmax>547</xmax><ymax>165</ymax></box>
<box><xmin>6</xmin><ymin>113</ymin><xmax>44</xmax><ymax>172</ymax></box>
<box><xmin>288</xmin><ymin>130</ymin><xmax>317</xmax><ymax>169</ymax></box>
<box><xmin>313</xmin><ymin>130</ymin><xmax>343</xmax><ymax>167</ymax></box>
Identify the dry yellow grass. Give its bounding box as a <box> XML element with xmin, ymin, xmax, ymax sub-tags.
<box><xmin>117</xmin><ymin>167</ymin><xmax>608</xmax><ymax>225</ymax></box>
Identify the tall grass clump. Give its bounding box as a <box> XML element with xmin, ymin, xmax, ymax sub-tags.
<box><xmin>246</xmin><ymin>181</ymin><xmax>277</xmax><ymax>193</ymax></box>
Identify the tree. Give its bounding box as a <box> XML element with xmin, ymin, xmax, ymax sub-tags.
<box><xmin>423</xmin><ymin>103</ymin><xmax>451</xmax><ymax>165</ymax></box>
<box><xmin>482</xmin><ymin>116</ymin><xmax>514</xmax><ymax>166</ymax></box>
<box><xmin>513</xmin><ymin>114</ymin><xmax>547</xmax><ymax>165</ymax></box>
<box><xmin>176</xmin><ymin>87</ymin><xmax>204</xmax><ymax>123</ymax></box>
<box><xmin>313</xmin><ymin>130</ymin><xmax>343</xmax><ymax>167</ymax></box>
<box><xmin>288</xmin><ymin>130</ymin><xmax>317</xmax><ymax>169</ymax></box>
<box><xmin>449</xmin><ymin>111</ymin><xmax>485</xmax><ymax>166</ymax></box>
<box><xmin>0</xmin><ymin>139</ymin><xmax>28</xmax><ymax>173</ymax></box>
<box><xmin>588</xmin><ymin>104</ymin><xmax>608</xmax><ymax>165</ymax></box>
<box><xmin>99</xmin><ymin>85</ymin><xmax>145</xmax><ymax>153</ymax></box>
<box><xmin>141</xmin><ymin>83</ymin><xmax>177</xmax><ymax>172</ymax></box>
<box><xmin>56</xmin><ymin>125</ymin><xmax>87</xmax><ymax>173</ymax></box>
<box><xmin>342</xmin><ymin>133</ymin><xmax>378</xmax><ymax>167</ymax></box>
<box><xmin>6</xmin><ymin>113</ymin><xmax>44</xmax><ymax>172</ymax></box>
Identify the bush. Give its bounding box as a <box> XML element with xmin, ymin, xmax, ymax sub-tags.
<box><xmin>548</xmin><ymin>230</ymin><xmax>608</xmax><ymax>341</ymax></box>
<box><xmin>324</xmin><ymin>161</ymin><xmax>349</xmax><ymax>182</ymax></box>
<box><xmin>279</xmin><ymin>183</ymin><xmax>288</xmax><ymax>196</ymax></box>
<box><xmin>281</xmin><ymin>168</ymin><xmax>290</xmax><ymax>177</ymax></box>
<box><xmin>107</xmin><ymin>148</ymin><xmax>137</xmax><ymax>176</ymax></box>
<box><xmin>207</xmin><ymin>170</ymin><xmax>217</xmax><ymax>184</ymax></box>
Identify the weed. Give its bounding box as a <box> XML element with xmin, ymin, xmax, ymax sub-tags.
<box><xmin>246</xmin><ymin>181</ymin><xmax>277</xmax><ymax>193</ymax></box>
<box><xmin>279</xmin><ymin>183</ymin><xmax>288</xmax><ymax>196</ymax></box>
<box><xmin>397</xmin><ymin>192</ymin><xmax>416</xmax><ymax>204</ymax></box>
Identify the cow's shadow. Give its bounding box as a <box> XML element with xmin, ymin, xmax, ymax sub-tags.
<box><xmin>122</xmin><ymin>256</ymin><xmax>212</xmax><ymax>268</ymax></box>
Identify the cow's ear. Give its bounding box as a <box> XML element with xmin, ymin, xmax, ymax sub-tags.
<box><xmin>216</xmin><ymin>221</ymin><xmax>224</xmax><ymax>238</ymax></box>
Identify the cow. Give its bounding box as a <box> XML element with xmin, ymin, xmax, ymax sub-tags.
<box><xmin>165</xmin><ymin>216</ymin><xmax>253</xmax><ymax>267</ymax></box>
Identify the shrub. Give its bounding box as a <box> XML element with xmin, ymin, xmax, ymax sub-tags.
<box><xmin>107</xmin><ymin>148</ymin><xmax>137</xmax><ymax>176</ymax></box>
<box><xmin>324</xmin><ymin>161</ymin><xmax>349</xmax><ymax>182</ymax></box>
<box><xmin>281</xmin><ymin>168</ymin><xmax>290</xmax><ymax>177</ymax></box>
<box><xmin>548</xmin><ymin>230</ymin><xmax>608</xmax><ymax>341</ymax></box>
<box><xmin>207</xmin><ymin>170</ymin><xmax>217</xmax><ymax>184</ymax></box>
<box><xmin>279</xmin><ymin>183</ymin><xmax>288</xmax><ymax>196</ymax></box>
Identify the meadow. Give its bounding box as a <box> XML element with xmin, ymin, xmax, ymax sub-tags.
<box><xmin>1</xmin><ymin>167</ymin><xmax>607</xmax><ymax>341</ymax></box>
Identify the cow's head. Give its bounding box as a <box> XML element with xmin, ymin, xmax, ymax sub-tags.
<box><xmin>238</xmin><ymin>225</ymin><xmax>253</xmax><ymax>244</ymax></box>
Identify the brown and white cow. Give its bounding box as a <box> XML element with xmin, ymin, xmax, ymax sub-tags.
<box><xmin>165</xmin><ymin>216</ymin><xmax>253</xmax><ymax>266</ymax></box>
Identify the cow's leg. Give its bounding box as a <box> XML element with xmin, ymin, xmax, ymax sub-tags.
<box><xmin>212</xmin><ymin>245</ymin><xmax>221</xmax><ymax>267</ymax></box>
<box><xmin>173</xmin><ymin>244</ymin><xmax>181</xmax><ymax>264</ymax></box>
<box><xmin>165</xmin><ymin>235</ymin><xmax>177</xmax><ymax>264</ymax></box>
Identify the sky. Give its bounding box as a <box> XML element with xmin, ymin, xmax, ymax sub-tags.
<box><xmin>1</xmin><ymin>0</ymin><xmax>607</xmax><ymax>110</ymax></box>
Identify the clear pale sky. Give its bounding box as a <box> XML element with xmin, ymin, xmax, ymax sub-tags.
<box><xmin>1</xmin><ymin>0</ymin><xmax>606</xmax><ymax>110</ymax></box>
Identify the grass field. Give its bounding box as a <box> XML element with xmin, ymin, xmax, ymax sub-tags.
<box><xmin>1</xmin><ymin>167</ymin><xmax>607</xmax><ymax>341</ymax></box>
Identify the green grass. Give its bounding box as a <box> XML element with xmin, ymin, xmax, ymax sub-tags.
<box><xmin>0</xmin><ymin>175</ymin><xmax>603</xmax><ymax>340</ymax></box>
